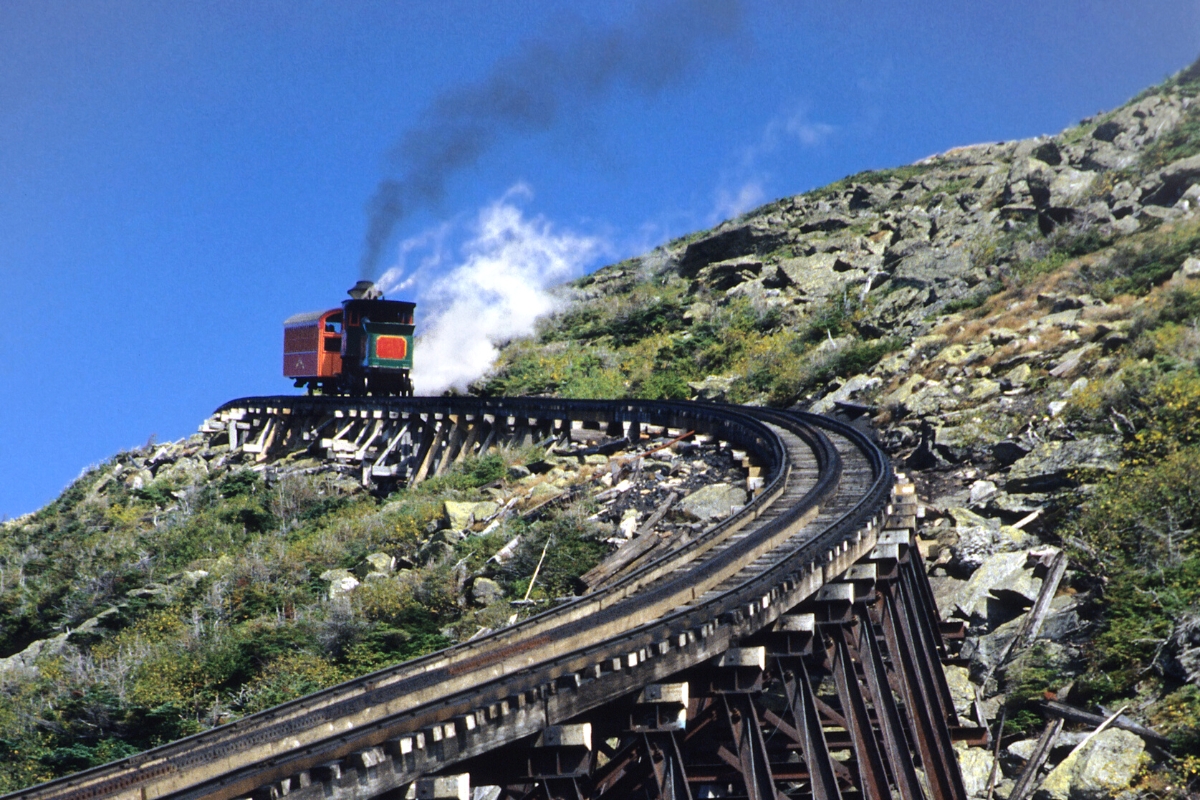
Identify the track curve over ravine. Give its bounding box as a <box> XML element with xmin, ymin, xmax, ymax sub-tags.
<box><xmin>5</xmin><ymin>397</ymin><xmax>894</xmax><ymax>800</ymax></box>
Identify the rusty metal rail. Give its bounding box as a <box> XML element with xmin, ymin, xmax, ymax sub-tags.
<box><xmin>2</xmin><ymin>397</ymin><xmax>973</xmax><ymax>800</ymax></box>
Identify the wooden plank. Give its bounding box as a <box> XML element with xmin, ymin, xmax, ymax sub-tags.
<box><xmin>354</xmin><ymin>420</ymin><xmax>385</xmax><ymax>461</ymax></box>
<box><xmin>981</xmin><ymin>550</ymin><xmax>1068</xmax><ymax>691</ymax></box>
<box><xmin>410</xmin><ymin>418</ymin><xmax>443</xmax><ymax>485</ymax></box>
<box><xmin>580</xmin><ymin>493</ymin><xmax>679</xmax><ymax>591</ymax></box>
<box><xmin>1007</xmin><ymin>718</ymin><xmax>1063</xmax><ymax>800</ymax></box>
<box><xmin>1043</xmin><ymin>701</ymin><xmax>1169</xmax><ymax>745</ymax></box>
<box><xmin>1016</xmin><ymin>550</ymin><xmax>1068</xmax><ymax>649</ymax></box>
<box><xmin>453</xmin><ymin>422</ymin><xmax>481</xmax><ymax>465</ymax></box>
<box><xmin>435</xmin><ymin>418</ymin><xmax>466</xmax><ymax>477</ymax></box>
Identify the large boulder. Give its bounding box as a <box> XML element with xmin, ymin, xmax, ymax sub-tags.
<box><xmin>946</xmin><ymin>507</ymin><xmax>1034</xmax><ymax>573</ymax></box>
<box><xmin>361</xmin><ymin>552</ymin><xmax>396</xmax><ymax>577</ymax></box>
<box><xmin>0</xmin><ymin>633</ymin><xmax>68</xmax><ymax>679</ymax></box>
<box><xmin>689</xmin><ymin>375</ymin><xmax>738</xmax><ymax>402</ymax></box>
<box><xmin>778</xmin><ymin>253</ymin><xmax>845</xmax><ymax>298</ymax></box>
<box><xmin>1161</xmin><ymin>612</ymin><xmax>1200</xmax><ymax>684</ymax></box>
<box><xmin>444</xmin><ymin>501</ymin><xmax>499</xmax><ymax>530</ymax></box>
<box><xmin>678</xmin><ymin>223</ymin><xmax>788</xmax><ymax>276</ymax></box>
<box><xmin>1005</xmin><ymin>437</ymin><xmax>1121</xmax><ymax>493</ymax></box>
<box><xmin>810</xmin><ymin>374</ymin><xmax>882</xmax><ymax>414</ymax></box>
<box><xmin>1050</xmin><ymin>168</ymin><xmax>1097</xmax><ymax>207</ymax></box>
<box><xmin>944</xmin><ymin>550</ymin><xmax>1039</xmax><ymax>624</ymax></box>
<box><xmin>943</xmin><ymin>665</ymin><xmax>977</xmax><ymax>719</ymax></box>
<box><xmin>320</xmin><ymin>569</ymin><xmax>360</xmax><ymax>599</ymax></box>
<box><xmin>957</xmin><ymin>746</ymin><xmax>996</xmax><ymax>798</ymax></box>
<box><xmin>470</xmin><ymin>577</ymin><xmax>505</xmax><ymax>607</ymax></box>
<box><xmin>1036</xmin><ymin>728</ymin><xmax>1144</xmax><ymax>800</ymax></box>
<box><xmin>1144</xmin><ymin>152</ymin><xmax>1200</xmax><ymax>206</ymax></box>
<box><xmin>905</xmin><ymin>381</ymin><xmax>960</xmax><ymax>417</ymax></box>
<box><xmin>679</xmin><ymin>483</ymin><xmax>748</xmax><ymax>522</ymax></box>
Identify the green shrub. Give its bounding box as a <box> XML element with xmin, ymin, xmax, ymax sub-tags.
<box><xmin>500</xmin><ymin>512</ymin><xmax>606</xmax><ymax>599</ymax></box>
<box><xmin>1076</xmin><ymin>224</ymin><xmax>1200</xmax><ymax>298</ymax></box>
<box><xmin>218</xmin><ymin>470</ymin><xmax>263</xmax><ymax>499</ymax></box>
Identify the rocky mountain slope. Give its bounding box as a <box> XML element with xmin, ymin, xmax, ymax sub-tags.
<box><xmin>480</xmin><ymin>62</ymin><xmax>1200</xmax><ymax>796</ymax></box>
<box><xmin>5</xmin><ymin>60</ymin><xmax>1200</xmax><ymax>799</ymax></box>
<box><xmin>0</xmin><ymin>406</ymin><xmax>753</xmax><ymax>792</ymax></box>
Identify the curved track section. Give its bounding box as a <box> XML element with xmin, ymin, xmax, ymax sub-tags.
<box><xmin>5</xmin><ymin>398</ymin><xmax>895</xmax><ymax>800</ymax></box>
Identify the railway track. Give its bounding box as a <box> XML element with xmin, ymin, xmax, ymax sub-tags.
<box><xmin>4</xmin><ymin>396</ymin><xmax>927</xmax><ymax>800</ymax></box>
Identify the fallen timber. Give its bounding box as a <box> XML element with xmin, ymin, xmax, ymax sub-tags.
<box><xmin>4</xmin><ymin>396</ymin><xmax>981</xmax><ymax>800</ymax></box>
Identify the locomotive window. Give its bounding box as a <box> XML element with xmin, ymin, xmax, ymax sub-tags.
<box><xmin>323</xmin><ymin>336</ymin><xmax>342</xmax><ymax>353</ymax></box>
<box><xmin>324</xmin><ymin>320</ymin><xmax>342</xmax><ymax>333</ymax></box>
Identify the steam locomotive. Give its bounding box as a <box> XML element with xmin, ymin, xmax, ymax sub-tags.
<box><xmin>283</xmin><ymin>281</ymin><xmax>415</xmax><ymax>396</ymax></box>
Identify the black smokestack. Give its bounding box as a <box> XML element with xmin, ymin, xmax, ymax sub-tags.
<box><xmin>359</xmin><ymin>0</ymin><xmax>743</xmax><ymax>277</ymax></box>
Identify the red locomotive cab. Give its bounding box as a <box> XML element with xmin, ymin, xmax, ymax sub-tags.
<box><xmin>283</xmin><ymin>308</ymin><xmax>344</xmax><ymax>381</ymax></box>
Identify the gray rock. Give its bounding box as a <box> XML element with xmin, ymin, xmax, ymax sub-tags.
<box><xmin>417</xmin><ymin>540</ymin><xmax>456</xmax><ymax>566</ymax></box>
<box><xmin>935</xmin><ymin>425</ymin><xmax>987</xmax><ymax>464</ymax></box>
<box><xmin>943</xmin><ymin>665</ymin><xmax>977</xmax><ymax>719</ymax></box>
<box><xmin>968</xmin><ymin>379</ymin><xmax>1002</xmax><ymax>401</ymax></box>
<box><xmin>1006</xmin><ymin>437</ymin><xmax>1121</xmax><ymax>493</ymax></box>
<box><xmin>947</xmin><ymin>507</ymin><xmax>1035</xmax><ymax>574</ymax></box>
<box><xmin>1161</xmin><ymin>612</ymin><xmax>1200</xmax><ymax>684</ymax></box>
<box><xmin>320</xmin><ymin>568</ymin><xmax>360</xmax><ymax>599</ymax></box>
<box><xmin>1008</xmin><ymin>732</ymin><xmax>1090</xmax><ymax>763</ymax></box>
<box><xmin>470</xmin><ymin>577</ymin><xmax>505</xmax><ymax>607</ymax></box>
<box><xmin>444</xmin><ymin>501</ymin><xmax>499</xmax><ymax>530</ymax></box>
<box><xmin>958</xmin><ymin>746</ymin><xmax>997</xmax><ymax>798</ymax></box>
<box><xmin>156</xmin><ymin>455</ymin><xmax>209</xmax><ymax>486</ymax></box>
<box><xmin>987</xmin><ymin>491</ymin><xmax>1050</xmax><ymax>518</ymax></box>
<box><xmin>936</xmin><ymin>342</ymin><xmax>995</xmax><ymax>366</ymax></box>
<box><xmin>1144</xmin><ymin>152</ymin><xmax>1200</xmax><ymax>206</ymax></box>
<box><xmin>678</xmin><ymin>222</ymin><xmax>788</xmax><ymax>276</ymax></box>
<box><xmin>1039</xmin><ymin>594</ymin><xmax>1084</xmax><ymax>641</ymax></box>
<box><xmin>778</xmin><ymin>253</ymin><xmax>845</xmax><ymax>298</ymax></box>
<box><xmin>693</xmin><ymin>257</ymin><xmax>763</xmax><ymax>291</ymax></box>
<box><xmin>1036</xmin><ymin>728</ymin><xmax>1144</xmax><ymax>800</ymax></box>
<box><xmin>507</xmin><ymin>464</ymin><xmax>531</xmax><ymax>479</ymax></box>
<box><xmin>945</xmin><ymin>549</ymin><xmax>1036</xmax><ymax>623</ymax></box>
<box><xmin>1050</xmin><ymin>168</ymin><xmax>1096</xmax><ymax>207</ymax></box>
<box><xmin>528</xmin><ymin>482</ymin><xmax>564</xmax><ymax>501</ymax></box>
<box><xmin>810</xmin><ymin>374</ymin><xmax>882</xmax><ymax>414</ymax></box>
<box><xmin>968</xmin><ymin>480</ymin><xmax>998</xmax><ymax>507</ymax></box>
<box><xmin>689</xmin><ymin>374</ymin><xmax>738</xmax><ymax>402</ymax></box>
<box><xmin>679</xmin><ymin>483</ymin><xmax>748</xmax><ymax>521</ymax></box>
<box><xmin>905</xmin><ymin>381</ymin><xmax>960</xmax><ymax>417</ymax></box>
<box><xmin>992</xmin><ymin>440</ymin><xmax>1031</xmax><ymax>467</ymax></box>
<box><xmin>1048</xmin><ymin>343</ymin><xmax>1099</xmax><ymax>379</ymax></box>
<box><xmin>364</xmin><ymin>552</ymin><xmax>396</xmax><ymax>574</ymax></box>
<box><xmin>962</xmin><ymin>615</ymin><xmax>1023</xmax><ymax>672</ymax></box>
<box><xmin>0</xmin><ymin>633</ymin><xmax>68</xmax><ymax>678</ymax></box>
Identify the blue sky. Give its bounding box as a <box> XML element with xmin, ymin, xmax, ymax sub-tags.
<box><xmin>2</xmin><ymin>1</ymin><xmax>1199</xmax><ymax>518</ymax></box>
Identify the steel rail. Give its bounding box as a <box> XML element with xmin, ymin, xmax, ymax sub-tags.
<box><xmin>3</xmin><ymin>397</ymin><xmax>891</xmax><ymax>800</ymax></box>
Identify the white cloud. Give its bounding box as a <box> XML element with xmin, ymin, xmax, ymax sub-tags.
<box><xmin>709</xmin><ymin>180</ymin><xmax>766</xmax><ymax>223</ymax></box>
<box><xmin>781</xmin><ymin>111</ymin><xmax>835</xmax><ymax>147</ymax></box>
<box><xmin>381</xmin><ymin>185</ymin><xmax>606</xmax><ymax>395</ymax></box>
<box><xmin>708</xmin><ymin>103</ymin><xmax>834</xmax><ymax>224</ymax></box>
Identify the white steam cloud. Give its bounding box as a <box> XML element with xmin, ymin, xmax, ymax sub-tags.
<box><xmin>377</xmin><ymin>186</ymin><xmax>605</xmax><ymax>395</ymax></box>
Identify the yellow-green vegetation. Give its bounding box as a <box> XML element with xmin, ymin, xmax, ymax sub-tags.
<box><xmin>0</xmin><ymin>451</ymin><xmax>606</xmax><ymax>792</ymax></box>
<box><xmin>1049</xmin><ymin>283</ymin><xmax>1200</xmax><ymax>755</ymax></box>
<box><xmin>490</xmin><ymin>285</ymin><xmax>900</xmax><ymax>408</ymax></box>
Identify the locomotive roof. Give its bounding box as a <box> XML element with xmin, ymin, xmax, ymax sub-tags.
<box><xmin>283</xmin><ymin>310</ymin><xmax>334</xmax><ymax>325</ymax></box>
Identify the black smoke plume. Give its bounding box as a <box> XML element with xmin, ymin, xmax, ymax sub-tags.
<box><xmin>360</xmin><ymin>0</ymin><xmax>742</xmax><ymax>277</ymax></box>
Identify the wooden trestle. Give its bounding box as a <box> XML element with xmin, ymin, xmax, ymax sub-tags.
<box><xmin>438</xmin><ymin>480</ymin><xmax>987</xmax><ymax>800</ymax></box>
<box><xmin>2</xmin><ymin>397</ymin><xmax>979</xmax><ymax>800</ymax></box>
